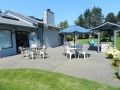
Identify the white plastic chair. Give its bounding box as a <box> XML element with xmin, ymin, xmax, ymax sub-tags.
<box><xmin>78</xmin><ymin>49</ymin><xmax>87</xmax><ymax>59</ymax></box>
<box><xmin>39</xmin><ymin>45</ymin><xmax>46</xmax><ymax>59</ymax></box>
<box><xmin>19</xmin><ymin>46</ymin><xmax>26</xmax><ymax>57</ymax></box>
<box><xmin>66</xmin><ymin>47</ymin><xmax>76</xmax><ymax>60</ymax></box>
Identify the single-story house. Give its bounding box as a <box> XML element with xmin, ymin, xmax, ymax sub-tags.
<box><xmin>0</xmin><ymin>9</ymin><xmax>60</xmax><ymax>57</ymax></box>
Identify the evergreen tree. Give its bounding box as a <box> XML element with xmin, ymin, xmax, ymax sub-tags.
<box><xmin>74</xmin><ymin>14</ymin><xmax>87</xmax><ymax>28</ymax></box>
<box><xmin>91</xmin><ymin>7</ymin><xmax>104</xmax><ymax>28</ymax></box>
<box><xmin>105</xmin><ymin>12</ymin><xmax>117</xmax><ymax>23</ymax></box>
<box><xmin>84</xmin><ymin>8</ymin><xmax>92</xmax><ymax>28</ymax></box>
<box><xmin>117</xmin><ymin>11</ymin><xmax>120</xmax><ymax>24</ymax></box>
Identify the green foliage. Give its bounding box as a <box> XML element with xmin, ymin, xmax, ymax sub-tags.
<box><xmin>67</xmin><ymin>35</ymin><xmax>73</xmax><ymax>41</ymax></box>
<box><xmin>117</xmin><ymin>11</ymin><xmax>120</xmax><ymax>24</ymax></box>
<box><xmin>77</xmin><ymin>38</ymin><xmax>97</xmax><ymax>44</ymax></box>
<box><xmin>74</xmin><ymin>6</ymin><xmax>104</xmax><ymax>29</ymax></box>
<box><xmin>105</xmin><ymin>12</ymin><xmax>117</xmax><ymax>23</ymax></box>
<box><xmin>74</xmin><ymin>7</ymin><xmax>120</xmax><ymax>29</ymax></box>
<box><xmin>0</xmin><ymin>9</ymin><xmax>2</xmax><ymax>13</ymax></box>
<box><xmin>0</xmin><ymin>69</ymin><xmax>119</xmax><ymax>90</ymax></box>
<box><xmin>74</xmin><ymin>14</ymin><xmax>87</xmax><ymax>28</ymax></box>
<box><xmin>91</xmin><ymin>7</ymin><xmax>104</xmax><ymax>27</ymax></box>
<box><xmin>58</xmin><ymin>20</ymin><xmax>69</xmax><ymax>29</ymax></box>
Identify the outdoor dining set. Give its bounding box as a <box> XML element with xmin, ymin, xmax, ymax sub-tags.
<box><xmin>19</xmin><ymin>45</ymin><xmax>46</xmax><ymax>60</ymax></box>
<box><xmin>63</xmin><ymin>42</ymin><xmax>88</xmax><ymax>60</ymax></box>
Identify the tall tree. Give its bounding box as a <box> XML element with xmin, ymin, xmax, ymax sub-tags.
<box><xmin>91</xmin><ymin>7</ymin><xmax>104</xmax><ymax>28</ymax></box>
<box><xmin>117</xmin><ymin>11</ymin><xmax>120</xmax><ymax>24</ymax></box>
<box><xmin>74</xmin><ymin>14</ymin><xmax>87</xmax><ymax>28</ymax></box>
<box><xmin>84</xmin><ymin>8</ymin><xmax>91</xmax><ymax>28</ymax></box>
<box><xmin>105</xmin><ymin>12</ymin><xmax>117</xmax><ymax>23</ymax></box>
<box><xmin>75</xmin><ymin>7</ymin><xmax>104</xmax><ymax>29</ymax></box>
<box><xmin>105</xmin><ymin>12</ymin><xmax>117</xmax><ymax>41</ymax></box>
<box><xmin>58</xmin><ymin>20</ymin><xmax>69</xmax><ymax>29</ymax></box>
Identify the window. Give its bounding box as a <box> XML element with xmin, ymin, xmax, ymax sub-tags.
<box><xmin>0</xmin><ymin>30</ymin><xmax>12</xmax><ymax>49</ymax></box>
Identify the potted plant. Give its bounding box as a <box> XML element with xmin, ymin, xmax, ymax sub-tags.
<box><xmin>113</xmin><ymin>54</ymin><xmax>120</xmax><ymax>66</ymax></box>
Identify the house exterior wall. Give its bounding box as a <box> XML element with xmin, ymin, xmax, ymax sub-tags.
<box><xmin>43</xmin><ymin>28</ymin><xmax>59</xmax><ymax>48</ymax></box>
<box><xmin>0</xmin><ymin>25</ymin><xmax>17</xmax><ymax>57</ymax></box>
<box><xmin>0</xmin><ymin>25</ymin><xmax>36</xmax><ymax>57</ymax></box>
<box><xmin>0</xmin><ymin>32</ymin><xmax>16</xmax><ymax>57</ymax></box>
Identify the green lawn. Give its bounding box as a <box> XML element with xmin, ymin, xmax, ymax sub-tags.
<box><xmin>77</xmin><ymin>37</ymin><xmax>120</xmax><ymax>50</ymax></box>
<box><xmin>0</xmin><ymin>69</ymin><xmax>119</xmax><ymax>90</ymax></box>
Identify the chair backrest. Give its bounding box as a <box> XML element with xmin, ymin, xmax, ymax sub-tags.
<box><xmin>42</xmin><ymin>45</ymin><xmax>46</xmax><ymax>53</ymax></box>
<box><xmin>88</xmin><ymin>40</ymin><xmax>93</xmax><ymax>46</ymax></box>
<box><xmin>91</xmin><ymin>40</ymin><xmax>97</xmax><ymax>45</ymax></box>
<box><xmin>19</xmin><ymin>46</ymin><xmax>23</xmax><ymax>51</ymax></box>
<box><xmin>63</xmin><ymin>45</ymin><xmax>66</xmax><ymax>51</ymax></box>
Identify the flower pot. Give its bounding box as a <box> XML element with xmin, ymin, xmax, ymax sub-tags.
<box><xmin>115</xmin><ymin>60</ymin><xmax>120</xmax><ymax>66</ymax></box>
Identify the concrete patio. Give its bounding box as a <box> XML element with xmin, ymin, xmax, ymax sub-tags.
<box><xmin>0</xmin><ymin>45</ymin><xmax>120</xmax><ymax>87</ymax></box>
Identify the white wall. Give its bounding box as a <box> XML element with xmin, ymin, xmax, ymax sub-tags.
<box><xmin>43</xmin><ymin>28</ymin><xmax>59</xmax><ymax>48</ymax></box>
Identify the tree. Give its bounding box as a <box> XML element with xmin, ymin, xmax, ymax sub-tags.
<box><xmin>58</xmin><ymin>20</ymin><xmax>69</xmax><ymax>44</ymax></box>
<box><xmin>74</xmin><ymin>14</ymin><xmax>87</xmax><ymax>28</ymax></box>
<box><xmin>117</xmin><ymin>11</ymin><xmax>120</xmax><ymax>24</ymax></box>
<box><xmin>0</xmin><ymin>9</ymin><xmax>2</xmax><ymax>13</ymax></box>
<box><xmin>58</xmin><ymin>20</ymin><xmax>69</xmax><ymax>29</ymax></box>
<box><xmin>75</xmin><ymin>7</ymin><xmax>104</xmax><ymax>29</ymax></box>
<box><xmin>84</xmin><ymin>8</ymin><xmax>92</xmax><ymax>28</ymax></box>
<box><xmin>91</xmin><ymin>7</ymin><xmax>104</xmax><ymax>28</ymax></box>
<box><xmin>105</xmin><ymin>12</ymin><xmax>117</xmax><ymax>41</ymax></box>
<box><xmin>105</xmin><ymin>12</ymin><xmax>117</xmax><ymax>23</ymax></box>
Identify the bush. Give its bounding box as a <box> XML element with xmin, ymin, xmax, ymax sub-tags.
<box><xmin>67</xmin><ymin>35</ymin><xmax>73</xmax><ymax>41</ymax></box>
<box><xmin>106</xmin><ymin>49</ymin><xmax>120</xmax><ymax>59</ymax></box>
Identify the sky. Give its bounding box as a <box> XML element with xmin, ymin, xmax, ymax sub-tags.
<box><xmin>0</xmin><ymin>0</ymin><xmax>120</xmax><ymax>25</ymax></box>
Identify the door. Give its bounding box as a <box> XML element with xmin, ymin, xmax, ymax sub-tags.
<box><xmin>16</xmin><ymin>31</ymin><xmax>29</xmax><ymax>53</ymax></box>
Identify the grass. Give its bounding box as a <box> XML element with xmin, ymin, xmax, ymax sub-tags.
<box><xmin>0</xmin><ymin>69</ymin><xmax>119</xmax><ymax>90</ymax></box>
<box><xmin>77</xmin><ymin>38</ymin><xmax>97</xmax><ymax>44</ymax></box>
<box><xmin>76</xmin><ymin>37</ymin><xmax>120</xmax><ymax>50</ymax></box>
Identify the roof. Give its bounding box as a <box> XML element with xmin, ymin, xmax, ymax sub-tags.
<box><xmin>0</xmin><ymin>14</ymin><xmax>37</xmax><ymax>28</ymax></box>
<box><xmin>4</xmin><ymin>10</ymin><xmax>45</xmax><ymax>26</ymax></box>
<box><xmin>44</xmin><ymin>24</ymin><xmax>61</xmax><ymax>30</ymax></box>
<box><xmin>91</xmin><ymin>22</ymin><xmax>120</xmax><ymax>31</ymax></box>
<box><xmin>4</xmin><ymin>10</ymin><xmax>60</xmax><ymax>29</ymax></box>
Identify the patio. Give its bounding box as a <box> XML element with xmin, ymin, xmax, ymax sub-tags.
<box><xmin>0</xmin><ymin>45</ymin><xmax>120</xmax><ymax>87</ymax></box>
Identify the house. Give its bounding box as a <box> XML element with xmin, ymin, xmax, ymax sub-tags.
<box><xmin>0</xmin><ymin>9</ymin><xmax>60</xmax><ymax>57</ymax></box>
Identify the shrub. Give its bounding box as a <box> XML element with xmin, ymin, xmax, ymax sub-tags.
<box><xmin>106</xmin><ymin>49</ymin><xmax>120</xmax><ymax>59</ymax></box>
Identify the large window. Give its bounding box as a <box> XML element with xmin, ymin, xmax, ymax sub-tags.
<box><xmin>0</xmin><ymin>30</ymin><xmax>12</xmax><ymax>49</ymax></box>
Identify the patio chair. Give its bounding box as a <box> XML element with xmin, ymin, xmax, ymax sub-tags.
<box><xmin>39</xmin><ymin>45</ymin><xmax>46</xmax><ymax>59</ymax></box>
<box><xmin>91</xmin><ymin>39</ymin><xmax>97</xmax><ymax>46</ymax></box>
<box><xmin>19</xmin><ymin>46</ymin><xmax>26</xmax><ymax>57</ymax></box>
<box><xmin>24</xmin><ymin>49</ymin><xmax>36</xmax><ymax>60</ymax></box>
<box><xmin>62</xmin><ymin>45</ymin><xmax>68</xmax><ymax>56</ymax></box>
<box><xmin>78</xmin><ymin>47</ymin><xmax>88</xmax><ymax>59</ymax></box>
<box><xmin>66</xmin><ymin>47</ymin><xmax>77</xmax><ymax>60</ymax></box>
<box><xmin>88</xmin><ymin>40</ymin><xmax>94</xmax><ymax>46</ymax></box>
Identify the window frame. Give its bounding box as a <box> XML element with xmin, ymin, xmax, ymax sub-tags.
<box><xmin>0</xmin><ymin>29</ymin><xmax>13</xmax><ymax>49</ymax></box>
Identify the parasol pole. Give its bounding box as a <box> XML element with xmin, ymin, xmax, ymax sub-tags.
<box><xmin>74</xmin><ymin>32</ymin><xmax>75</xmax><ymax>47</ymax></box>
